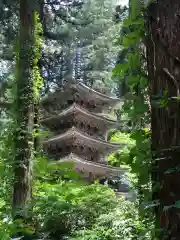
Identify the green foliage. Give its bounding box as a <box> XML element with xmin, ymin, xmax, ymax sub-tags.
<box><xmin>108</xmin><ymin>131</ymin><xmax>135</xmax><ymax>167</ymax></box>
<box><xmin>31</xmin><ymin>157</ymin><xmax>145</xmax><ymax>239</ymax></box>
<box><xmin>113</xmin><ymin>0</ymin><xmax>153</xmax><ymax>233</ymax></box>
<box><xmin>110</xmin><ymin>131</ymin><xmax>135</xmax><ymax>145</ymax></box>
<box><xmin>32</xmin><ymin>158</ymin><xmax>120</xmax><ymax>239</ymax></box>
<box><xmin>33</xmin><ymin>174</ymin><xmax>151</xmax><ymax>240</ymax></box>
<box><xmin>33</xmin><ymin>179</ymin><xmax>118</xmax><ymax>239</ymax></box>
<box><xmin>113</xmin><ymin>0</ymin><xmax>149</xmax><ymax>120</ymax></box>
<box><xmin>34</xmin><ymin>156</ymin><xmax>82</xmax><ymax>182</ymax></box>
<box><xmin>0</xmin><ymin>120</ymin><xmax>16</xmax><ymax>239</ymax></box>
<box><xmin>71</xmin><ymin>198</ymin><xmax>152</xmax><ymax>240</ymax></box>
<box><xmin>77</xmin><ymin>0</ymin><xmax>122</xmax><ymax>92</ymax></box>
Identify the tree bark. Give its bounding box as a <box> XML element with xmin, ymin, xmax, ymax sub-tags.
<box><xmin>12</xmin><ymin>0</ymin><xmax>35</xmax><ymax>219</ymax></box>
<box><xmin>147</xmin><ymin>1</ymin><xmax>180</xmax><ymax>238</ymax></box>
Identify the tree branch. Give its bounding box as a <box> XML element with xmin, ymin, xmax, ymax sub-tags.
<box><xmin>44</xmin><ymin>30</ymin><xmax>69</xmax><ymax>40</ymax></box>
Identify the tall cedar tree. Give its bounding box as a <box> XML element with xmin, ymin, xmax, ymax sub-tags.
<box><xmin>147</xmin><ymin>1</ymin><xmax>180</xmax><ymax>238</ymax></box>
<box><xmin>13</xmin><ymin>0</ymin><xmax>35</xmax><ymax>219</ymax></box>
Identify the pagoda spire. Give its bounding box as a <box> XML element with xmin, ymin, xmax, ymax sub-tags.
<box><xmin>74</xmin><ymin>40</ymin><xmax>82</xmax><ymax>81</ymax></box>
<box><xmin>59</xmin><ymin>50</ymin><xmax>64</xmax><ymax>86</ymax></box>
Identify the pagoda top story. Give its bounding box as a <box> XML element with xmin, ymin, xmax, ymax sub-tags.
<box><xmin>41</xmin><ymin>80</ymin><xmax>121</xmax><ymax>114</ymax></box>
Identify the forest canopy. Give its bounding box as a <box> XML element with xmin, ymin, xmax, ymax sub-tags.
<box><xmin>0</xmin><ymin>0</ymin><xmax>180</xmax><ymax>239</ymax></box>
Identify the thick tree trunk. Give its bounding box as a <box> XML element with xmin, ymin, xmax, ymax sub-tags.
<box><xmin>12</xmin><ymin>0</ymin><xmax>35</xmax><ymax>219</ymax></box>
<box><xmin>147</xmin><ymin>1</ymin><xmax>180</xmax><ymax>238</ymax></box>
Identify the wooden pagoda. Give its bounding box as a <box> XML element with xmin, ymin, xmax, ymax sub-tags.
<box><xmin>40</xmin><ymin>80</ymin><xmax>128</xmax><ymax>185</ymax></box>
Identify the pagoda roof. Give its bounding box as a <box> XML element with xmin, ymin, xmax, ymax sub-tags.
<box><xmin>43</xmin><ymin>127</ymin><xmax>125</xmax><ymax>153</ymax></box>
<box><xmin>57</xmin><ymin>153</ymin><xmax>128</xmax><ymax>178</ymax></box>
<box><xmin>40</xmin><ymin>103</ymin><xmax>117</xmax><ymax>127</ymax></box>
<box><xmin>41</xmin><ymin>81</ymin><xmax>120</xmax><ymax>106</ymax></box>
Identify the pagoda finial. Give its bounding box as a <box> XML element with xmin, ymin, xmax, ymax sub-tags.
<box><xmin>74</xmin><ymin>40</ymin><xmax>82</xmax><ymax>82</ymax></box>
<box><xmin>59</xmin><ymin>50</ymin><xmax>64</xmax><ymax>86</ymax></box>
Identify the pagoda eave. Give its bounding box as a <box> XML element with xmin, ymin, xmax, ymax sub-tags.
<box><xmin>73</xmin><ymin>81</ymin><xmax>120</xmax><ymax>103</ymax></box>
<box><xmin>41</xmin><ymin>81</ymin><xmax>120</xmax><ymax>107</ymax></box>
<box><xmin>43</xmin><ymin>127</ymin><xmax>125</xmax><ymax>152</ymax></box>
<box><xmin>40</xmin><ymin>103</ymin><xmax>117</xmax><ymax>130</ymax></box>
<box><xmin>56</xmin><ymin>153</ymin><xmax>128</xmax><ymax>178</ymax></box>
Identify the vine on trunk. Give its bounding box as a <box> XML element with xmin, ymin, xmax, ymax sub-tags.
<box><xmin>113</xmin><ymin>0</ymin><xmax>153</xmax><ymax>236</ymax></box>
<box><xmin>11</xmin><ymin>5</ymin><xmax>44</xmax><ymax>238</ymax></box>
<box><xmin>33</xmin><ymin>11</ymin><xmax>44</xmax><ymax>153</ymax></box>
<box><xmin>33</xmin><ymin>11</ymin><xmax>44</xmax><ymax>102</ymax></box>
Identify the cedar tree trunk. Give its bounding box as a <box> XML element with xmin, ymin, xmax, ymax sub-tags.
<box><xmin>147</xmin><ymin>1</ymin><xmax>180</xmax><ymax>238</ymax></box>
<box><xmin>12</xmin><ymin>0</ymin><xmax>35</xmax><ymax>219</ymax></box>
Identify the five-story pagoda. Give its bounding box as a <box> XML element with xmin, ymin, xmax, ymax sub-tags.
<box><xmin>40</xmin><ymin>79</ymin><xmax>128</xmax><ymax>184</ymax></box>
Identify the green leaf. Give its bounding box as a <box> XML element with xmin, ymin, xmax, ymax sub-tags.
<box><xmin>174</xmin><ymin>200</ymin><xmax>180</xmax><ymax>208</ymax></box>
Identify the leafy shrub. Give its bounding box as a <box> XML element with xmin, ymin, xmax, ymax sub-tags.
<box><xmin>70</xmin><ymin>198</ymin><xmax>151</xmax><ymax>240</ymax></box>
<box><xmin>33</xmin><ymin>181</ymin><xmax>118</xmax><ymax>239</ymax></box>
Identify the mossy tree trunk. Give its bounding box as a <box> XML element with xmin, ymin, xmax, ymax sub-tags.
<box><xmin>147</xmin><ymin>1</ymin><xmax>180</xmax><ymax>238</ymax></box>
<box><xmin>12</xmin><ymin>0</ymin><xmax>35</xmax><ymax>220</ymax></box>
